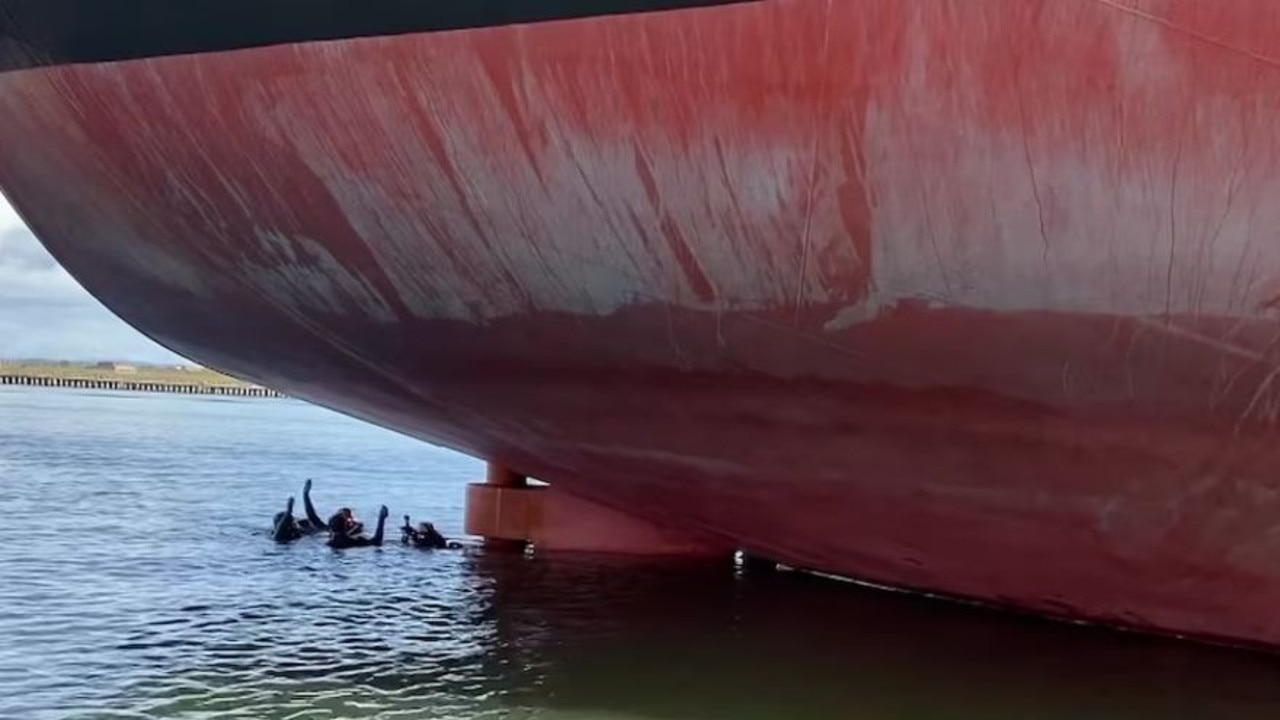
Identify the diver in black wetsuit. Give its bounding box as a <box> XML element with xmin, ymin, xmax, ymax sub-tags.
<box><xmin>270</xmin><ymin>479</ymin><xmax>329</xmax><ymax>542</ymax></box>
<box><xmin>401</xmin><ymin>515</ymin><xmax>460</xmax><ymax>549</ymax></box>
<box><xmin>328</xmin><ymin>505</ymin><xmax>388</xmax><ymax>548</ymax></box>
<box><xmin>326</xmin><ymin>507</ymin><xmax>360</xmax><ymax>541</ymax></box>
<box><xmin>272</xmin><ymin>497</ymin><xmax>303</xmax><ymax>543</ymax></box>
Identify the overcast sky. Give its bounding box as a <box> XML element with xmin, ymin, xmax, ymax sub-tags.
<box><xmin>0</xmin><ymin>192</ymin><xmax>185</xmax><ymax>364</ymax></box>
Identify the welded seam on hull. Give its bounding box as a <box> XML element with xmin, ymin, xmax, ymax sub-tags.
<box><xmin>1090</xmin><ymin>0</ymin><xmax>1280</xmax><ymax>71</ymax></box>
<box><xmin>1014</xmin><ymin>62</ymin><xmax>1051</xmax><ymax>272</ymax></box>
<box><xmin>792</xmin><ymin>0</ymin><xmax>835</xmax><ymax>325</ymax></box>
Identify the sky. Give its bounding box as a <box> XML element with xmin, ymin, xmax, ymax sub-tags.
<box><xmin>0</xmin><ymin>192</ymin><xmax>185</xmax><ymax>364</ymax></box>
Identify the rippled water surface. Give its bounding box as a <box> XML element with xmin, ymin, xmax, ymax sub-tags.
<box><xmin>6</xmin><ymin>386</ymin><xmax>1280</xmax><ymax>719</ymax></box>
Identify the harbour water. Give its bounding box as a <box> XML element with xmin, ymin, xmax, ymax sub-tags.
<box><xmin>4</xmin><ymin>386</ymin><xmax>1280</xmax><ymax>719</ymax></box>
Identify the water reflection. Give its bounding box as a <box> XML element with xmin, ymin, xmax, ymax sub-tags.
<box><xmin>463</xmin><ymin>553</ymin><xmax>1280</xmax><ymax>720</ymax></box>
<box><xmin>121</xmin><ymin>551</ymin><xmax>1280</xmax><ymax>720</ymax></box>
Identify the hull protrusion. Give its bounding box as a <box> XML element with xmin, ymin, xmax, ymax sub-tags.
<box><xmin>465</xmin><ymin>463</ymin><xmax>730</xmax><ymax>557</ymax></box>
<box><xmin>464</xmin><ymin>462</ymin><xmax>534</xmax><ymax>552</ymax></box>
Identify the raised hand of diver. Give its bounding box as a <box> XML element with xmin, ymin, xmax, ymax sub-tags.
<box><xmin>299</xmin><ymin>478</ymin><xmax>327</xmax><ymax>533</ymax></box>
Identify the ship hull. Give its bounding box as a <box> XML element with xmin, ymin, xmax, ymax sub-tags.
<box><xmin>4</xmin><ymin>0</ymin><xmax>1280</xmax><ymax>647</ymax></box>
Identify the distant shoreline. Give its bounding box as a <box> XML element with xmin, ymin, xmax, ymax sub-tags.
<box><xmin>0</xmin><ymin>361</ymin><xmax>284</xmax><ymax>398</ymax></box>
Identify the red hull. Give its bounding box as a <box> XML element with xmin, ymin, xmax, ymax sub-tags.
<box><xmin>4</xmin><ymin>0</ymin><xmax>1280</xmax><ymax>646</ymax></box>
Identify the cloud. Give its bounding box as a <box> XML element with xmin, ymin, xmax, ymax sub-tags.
<box><xmin>0</xmin><ymin>227</ymin><xmax>86</xmax><ymax>303</ymax></box>
<box><xmin>0</xmin><ymin>191</ymin><xmax>23</xmax><ymax>232</ymax></box>
<box><xmin>0</xmin><ymin>225</ymin><xmax>185</xmax><ymax>363</ymax></box>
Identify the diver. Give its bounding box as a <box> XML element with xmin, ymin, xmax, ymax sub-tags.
<box><xmin>269</xmin><ymin>479</ymin><xmax>329</xmax><ymax>542</ymax></box>
<box><xmin>328</xmin><ymin>505</ymin><xmax>389</xmax><ymax>548</ymax></box>
<box><xmin>401</xmin><ymin>515</ymin><xmax>460</xmax><ymax>549</ymax></box>
<box><xmin>326</xmin><ymin>506</ymin><xmax>364</xmax><ymax>540</ymax></box>
<box><xmin>271</xmin><ymin>497</ymin><xmax>304</xmax><ymax>543</ymax></box>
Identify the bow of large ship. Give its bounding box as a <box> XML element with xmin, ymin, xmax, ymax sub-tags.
<box><xmin>4</xmin><ymin>0</ymin><xmax>1280</xmax><ymax>648</ymax></box>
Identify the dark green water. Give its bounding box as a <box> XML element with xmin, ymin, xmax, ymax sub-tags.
<box><xmin>4</xmin><ymin>386</ymin><xmax>1280</xmax><ymax>719</ymax></box>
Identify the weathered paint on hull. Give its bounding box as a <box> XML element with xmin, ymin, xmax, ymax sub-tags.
<box><xmin>4</xmin><ymin>0</ymin><xmax>1280</xmax><ymax>647</ymax></box>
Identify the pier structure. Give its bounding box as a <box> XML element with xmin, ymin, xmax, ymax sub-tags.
<box><xmin>0</xmin><ymin>374</ymin><xmax>283</xmax><ymax>398</ymax></box>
